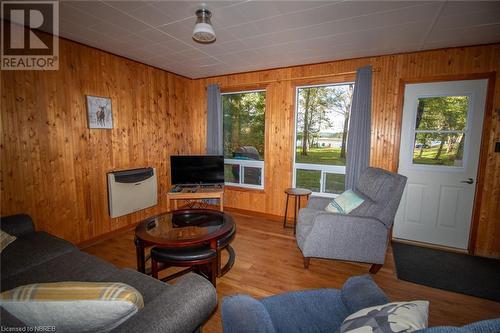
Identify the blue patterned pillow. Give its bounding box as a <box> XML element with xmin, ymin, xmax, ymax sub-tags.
<box><xmin>325</xmin><ymin>190</ymin><xmax>364</xmax><ymax>214</ymax></box>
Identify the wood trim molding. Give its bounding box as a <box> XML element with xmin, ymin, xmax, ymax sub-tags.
<box><xmin>77</xmin><ymin>223</ymin><xmax>137</xmax><ymax>249</ymax></box>
<box><xmin>220</xmin><ymin>84</ymin><xmax>269</xmax><ymax>93</ymax></box>
<box><xmin>392</xmin><ymin>238</ymin><xmax>469</xmax><ymax>254</ymax></box>
<box><xmin>224</xmin><ymin>206</ymin><xmax>283</xmax><ymax>222</ymax></box>
<box><xmin>290</xmin><ymin>73</ymin><xmax>357</xmax><ymax>88</ymax></box>
<box><xmin>468</xmin><ymin>71</ymin><xmax>497</xmax><ymax>255</ymax></box>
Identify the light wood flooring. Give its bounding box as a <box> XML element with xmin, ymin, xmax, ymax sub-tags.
<box><xmin>83</xmin><ymin>212</ymin><xmax>500</xmax><ymax>332</ymax></box>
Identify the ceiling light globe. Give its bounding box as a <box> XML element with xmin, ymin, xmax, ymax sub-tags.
<box><xmin>192</xmin><ymin>8</ymin><xmax>216</xmax><ymax>43</ymax></box>
<box><xmin>193</xmin><ymin>22</ymin><xmax>216</xmax><ymax>43</ymax></box>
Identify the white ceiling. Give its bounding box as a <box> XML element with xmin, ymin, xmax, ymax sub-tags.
<box><xmin>53</xmin><ymin>1</ymin><xmax>500</xmax><ymax>78</ymax></box>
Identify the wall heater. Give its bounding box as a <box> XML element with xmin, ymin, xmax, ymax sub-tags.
<box><xmin>107</xmin><ymin>167</ymin><xmax>157</xmax><ymax>218</ymax></box>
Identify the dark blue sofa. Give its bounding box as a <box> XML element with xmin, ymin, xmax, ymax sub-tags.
<box><xmin>221</xmin><ymin>275</ymin><xmax>500</xmax><ymax>333</ymax></box>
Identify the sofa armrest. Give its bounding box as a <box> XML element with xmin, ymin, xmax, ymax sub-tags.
<box><xmin>222</xmin><ymin>295</ymin><xmax>276</xmax><ymax>333</ymax></box>
<box><xmin>341</xmin><ymin>275</ymin><xmax>389</xmax><ymax>313</ymax></box>
<box><xmin>113</xmin><ymin>273</ymin><xmax>217</xmax><ymax>333</ymax></box>
<box><xmin>0</xmin><ymin>214</ymin><xmax>35</xmax><ymax>237</ymax></box>
<box><xmin>307</xmin><ymin>196</ymin><xmax>331</xmax><ymax>210</ymax></box>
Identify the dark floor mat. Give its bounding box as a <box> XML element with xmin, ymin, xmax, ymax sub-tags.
<box><xmin>392</xmin><ymin>241</ymin><xmax>500</xmax><ymax>302</ymax></box>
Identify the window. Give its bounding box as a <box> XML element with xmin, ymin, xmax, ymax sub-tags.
<box><xmin>412</xmin><ymin>96</ymin><xmax>469</xmax><ymax>167</ymax></box>
<box><xmin>222</xmin><ymin>90</ymin><xmax>266</xmax><ymax>189</ymax></box>
<box><xmin>293</xmin><ymin>83</ymin><xmax>354</xmax><ymax>196</ymax></box>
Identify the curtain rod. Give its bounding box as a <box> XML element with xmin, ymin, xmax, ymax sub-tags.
<box><xmin>212</xmin><ymin>68</ymin><xmax>380</xmax><ymax>88</ymax></box>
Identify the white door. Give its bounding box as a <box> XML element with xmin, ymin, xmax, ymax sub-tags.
<box><xmin>393</xmin><ymin>79</ymin><xmax>488</xmax><ymax>250</ymax></box>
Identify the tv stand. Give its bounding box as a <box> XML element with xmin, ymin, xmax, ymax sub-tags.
<box><xmin>166</xmin><ymin>185</ymin><xmax>224</xmax><ymax>212</ymax></box>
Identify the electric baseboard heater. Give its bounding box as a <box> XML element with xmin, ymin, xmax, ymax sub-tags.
<box><xmin>107</xmin><ymin>167</ymin><xmax>157</xmax><ymax>218</ymax></box>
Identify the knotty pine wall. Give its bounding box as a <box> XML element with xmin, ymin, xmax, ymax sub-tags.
<box><xmin>1</xmin><ymin>39</ymin><xmax>499</xmax><ymax>257</ymax></box>
<box><xmin>1</xmin><ymin>38</ymin><xmax>196</xmax><ymax>244</ymax></box>
<box><xmin>189</xmin><ymin>44</ymin><xmax>500</xmax><ymax>258</ymax></box>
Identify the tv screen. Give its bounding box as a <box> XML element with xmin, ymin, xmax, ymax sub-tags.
<box><xmin>170</xmin><ymin>155</ymin><xmax>224</xmax><ymax>185</ymax></box>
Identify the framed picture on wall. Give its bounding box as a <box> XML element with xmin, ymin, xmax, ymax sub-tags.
<box><xmin>86</xmin><ymin>95</ymin><xmax>113</xmax><ymax>129</ymax></box>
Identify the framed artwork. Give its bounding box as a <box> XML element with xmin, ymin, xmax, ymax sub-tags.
<box><xmin>86</xmin><ymin>95</ymin><xmax>113</xmax><ymax>129</ymax></box>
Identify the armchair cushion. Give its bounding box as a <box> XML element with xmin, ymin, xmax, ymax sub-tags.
<box><xmin>351</xmin><ymin>168</ymin><xmax>407</xmax><ymax>228</ymax></box>
<box><xmin>306</xmin><ymin>197</ymin><xmax>331</xmax><ymax>210</ymax></box>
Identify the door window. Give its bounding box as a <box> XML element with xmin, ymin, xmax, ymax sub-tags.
<box><xmin>412</xmin><ymin>96</ymin><xmax>469</xmax><ymax>167</ymax></box>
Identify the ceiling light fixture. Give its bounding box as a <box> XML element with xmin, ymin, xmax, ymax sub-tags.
<box><xmin>192</xmin><ymin>7</ymin><xmax>216</xmax><ymax>44</ymax></box>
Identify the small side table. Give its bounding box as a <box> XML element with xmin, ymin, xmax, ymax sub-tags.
<box><xmin>283</xmin><ymin>188</ymin><xmax>312</xmax><ymax>235</ymax></box>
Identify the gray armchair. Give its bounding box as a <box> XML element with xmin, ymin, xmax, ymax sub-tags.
<box><xmin>296</xmin><ymin>167</ymin><xmax>407</xmax><ymax>274</ymax></box>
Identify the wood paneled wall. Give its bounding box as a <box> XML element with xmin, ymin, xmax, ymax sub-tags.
<box><xmin>189</xmin><ymin>45</ymin><xmax>500</xmax><ymax>258</ymax></box>
<box><xmin>1</xmin><ymin>39</ymin><xmax>499</xmax><ymax>257</ymax></box>
<box><xmin>1</xmin><ymin>38</ymin><xmax>194</xmax><ymax>244</ymax></box>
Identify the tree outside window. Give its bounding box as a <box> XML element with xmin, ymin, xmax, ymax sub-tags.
<box><xmin>222</xmin><ymin>90</ymin><xmax>266</xmax><ymax>188</ymax></box>
<box><xmin>412</xmin><ymin>96</ymin><xmax>469</xmax><ymax>167</ymax></box>
<box><xmin>294</xmin><ymin>83</ymin><xmax>354</xmax><ymax>194</ymax></box>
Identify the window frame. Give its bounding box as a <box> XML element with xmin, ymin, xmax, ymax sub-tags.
<box><xmin>292</xmin><ymin>82</ymin><xmax>354</xmax><ymax>197</ymax></box>
<box><xmin>221</xmin><ymin>89</ymin><xmax>266</xmax><ymax>190</ymax></box>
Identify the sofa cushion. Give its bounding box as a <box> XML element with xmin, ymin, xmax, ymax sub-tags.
<box><xmin>1</xmin><ymin>250</ymin><xmax>120</xmax><ymax>292</ymax></box>
<box><xmin>0</xmin><ymin>232</ymin><xmax>76</xmax><ymax>280</ymax></box>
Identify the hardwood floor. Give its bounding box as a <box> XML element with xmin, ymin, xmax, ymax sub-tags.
<box><xmin>83</xmin><ymin>212</ymin><xmax>500</xmax><ymax>332</ymax></box>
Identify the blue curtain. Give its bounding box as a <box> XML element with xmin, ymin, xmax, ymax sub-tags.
<box><xmin>346</xmin><ymin>65</ymin><xmax>372</xmax><ymax>190</ymax></box>
<box><xmin>206</xmin><ymin>84</ymin><xmax>223</xmax><ymax>155</ymax></box>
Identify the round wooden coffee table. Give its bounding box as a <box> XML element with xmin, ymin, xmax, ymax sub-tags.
<box><xmin>134</xmin><ymin>209</ymin><xmax>235</xmax><ymax>275</ymax></box>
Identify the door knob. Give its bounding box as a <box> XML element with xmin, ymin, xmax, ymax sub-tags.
<box><xmin>460</xmin><ymin>178</ymin><xmax>474</xmax><ymax>184</ymax></box>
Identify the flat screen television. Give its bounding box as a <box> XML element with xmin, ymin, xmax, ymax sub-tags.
<box><xmin>170</xmin><ymin>155</ymin><xmax>224</xmax><ymax>186</ymax></box>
